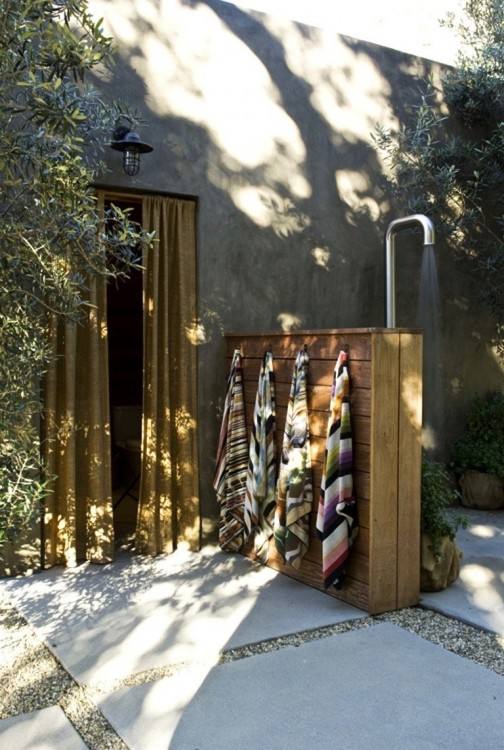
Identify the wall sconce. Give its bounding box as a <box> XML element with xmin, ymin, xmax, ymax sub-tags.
<box><xmin>110</xmin><ymin>122</ymin><xmax>153</xmax><ymax>177</ymax></box>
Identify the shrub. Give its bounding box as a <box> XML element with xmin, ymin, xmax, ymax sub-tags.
<box><xmin>452</xmin><ymin>392</ymin><xmax>504</xmax><ymax>481</ymax></box>
<box><xmin>0</xmin><ymin>1</ymin><xmax>149</xmax><ymax>545</ymax></box>
<box><xmin>422</xmin><ymin>460</ymin><xmax>465</xmax><ymax>558</ymax></box>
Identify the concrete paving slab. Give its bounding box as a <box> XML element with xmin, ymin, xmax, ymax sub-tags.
<box><xmin>0</xmin><ymin>706</ymin><xmax>87</xmax><ymax>750</ymax></box>
<box><xmin>97</xmin><ymin>623</ymin><xmax>504</xmax><ymax>750</ymax></box>
<box><xmin>422</xmin><ymin>509</ymin><xmax>504</xmax><ymax>634</ymax></box>
<box><xmin>0</xmin><ymin>547</ymin><xmax>362</xmax><ymax>686</ymax></box>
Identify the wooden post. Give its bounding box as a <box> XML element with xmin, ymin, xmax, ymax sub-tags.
<box><xmin>396</xmin><ymin>332</ymin><xmax>423</xmax><ymax>608</ymax></box>
<box><xmin>368</xmin><ymin>332</ymin><xmax>400</xmax><ymax>613</ymax></box>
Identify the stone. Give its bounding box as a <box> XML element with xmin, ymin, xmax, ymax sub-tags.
<box><xmin>460</xmin><ymin>470</ymin><xmax>504</xmax><ymax>510</ymax></box>
<box><xmin>0</xmin><ymin>706</ymin><xmax>87</xmax><ymax>749</ymax></box>
<box><xmin>97</xmin><ymin>623</ymin><xmax>504</xmax><ymax>750</ymax></box>
<box><xmin>421</xmin><ymin>533</ymin><xmax>461</xmax><ymax>592</ymax></box>
<box><xmin>0</xmin><ymin>547</ymin><xmax>363</xmax><ymax>686</ymax></box>
<box><xmin>421</xmin><ymin>509</ymin><xmax>504</xmax><ymax>634</ymax></box>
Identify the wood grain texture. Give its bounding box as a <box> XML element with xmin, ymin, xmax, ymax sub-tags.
<box><xmin>226</xmin><ymin>328</ymin><xmax>421</xmax><ymax>337</ymax></box>
<box><xmin>227</xmin><ymin>330</ymin><xmax>422</xmax><ymax>616</ymax></box>
<box><xmin>231</xmin><ymin>332</ymin><xmax>373</xmax><ymax>612</ymax></box>
<box><xmin>243</xmin><ymin>382</ymin><xmax>371</xmax><ymax>416</ymax></box>
<box><xmin>306</xmin><ymin>527</ymin><xmax>369</xmax><ymax>566</ymax></box>
<box><xmin>227</xmin><ymin>333</ymin><xmax>371</xmax><ymax>360</ymax></box>
<box><xmin>396</xmin><ymin>333</ymin><xmax>423</xmax><ymax>608</ymax></box>
<box><xmin>368</xmin><ymin>332</ymin><xmax>400</xmax><ymax>613</ymax></box>
<box><xmin>242</xmin><ymin>538</ymin><xmax>370</xmax><ymax>610</ymax></box>
<box><xmin>235</xmin><ymin>358</ymin><xmax>371</xmax><ymax>389</ymax></box>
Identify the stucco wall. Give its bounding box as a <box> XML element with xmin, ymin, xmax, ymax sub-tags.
<box><xmin>90</xmin><ymin>0</ymin><xmax>504</xmax><ymax>538</ymax></box>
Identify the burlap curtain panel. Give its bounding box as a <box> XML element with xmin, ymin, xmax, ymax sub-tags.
<box><xmin>43</xmin><ymin>274</ymin><xmax>114</xmax><ymax>567</ymax></box>
<box><xmin>136</xmin><ymin>196</ymin><xmax>199</xmax><ymax>555</ymax></box>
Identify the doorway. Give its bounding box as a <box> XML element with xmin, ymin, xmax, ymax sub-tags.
<box><xmin>105</xmin><ymin>198</ymin><xmax>143</xmax><ymax>549</ymax></box>
<box><xmin>43</xmin><ymin>189</ymin><xmax>199</xmax><ymax>567</ymax></box>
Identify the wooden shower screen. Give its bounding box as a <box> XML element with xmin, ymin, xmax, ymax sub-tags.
<box><xmin>225</xmin><ymin>329</ymin><xmax>423</xmax><ymax>615</ymax></box>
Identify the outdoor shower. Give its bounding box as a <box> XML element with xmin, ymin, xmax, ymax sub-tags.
<box><xmin>385</xmin><ymin>214</ymin><xmax>435</xmax><ymax>328</ymax></box>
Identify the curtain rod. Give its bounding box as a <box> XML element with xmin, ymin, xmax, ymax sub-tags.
<box><xmin>92</xmin><ymin>183</ymin><xmax>198</xmax><ymax>203</ymax></box>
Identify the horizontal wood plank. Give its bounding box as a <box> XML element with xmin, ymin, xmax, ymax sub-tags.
<box><xmin>311</xmin><ymin>446</ymin><xmax>370</xmax><ymax>473</ymax></box>
<box><xmin>226</xmin><ymin>328</ymin><xmax>421</xmax><ymax>336</ymax></box>
<box><xmin>282</xmin><ymin>435</ymin><xmax>370</xmax><ymax>469</ymax></box>
<box><xmin>236</xmin><ymin>358</ymin><xmax>371</xmax><ymax>390</ymax></box>
<box><xmin>269</xmin><ymin>407</ymin><xmax>370</xmax><ymax>444</ymax></box>
<box><xmin>243</xmin><ymin>540</ymin><xmax>370</xmax><ymax>609</ymax></box>
<box><xmin>307</xmin><ymin>526</ymin><xmax>369</xmax><ymax>560</ymax></box>
<box><xmin>228</xmin><ymin>334</ymin><xmax>371</xmax><ymax>361</ymax></box>
<box><xmin>243</xmin><ymin>382</ymin><xmax>371</xmax><ymax>416</ymax></box>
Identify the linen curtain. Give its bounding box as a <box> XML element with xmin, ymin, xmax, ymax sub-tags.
<box><xmin>136</xmin><ymin>196</ymin><xmax>199</xmax><ymax>555</ymax></box>
<box><xmin>43</xmin><ymin>270</ymin><xmax>114</xmax><ymax>567</ymax></box>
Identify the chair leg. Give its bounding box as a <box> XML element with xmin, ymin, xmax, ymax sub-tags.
<box><xmin>114</xmin><ymin>473</ymin><xmax>140</xmax><ymax>510</ymax></box>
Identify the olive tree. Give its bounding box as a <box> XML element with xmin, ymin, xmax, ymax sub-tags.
<box><xmin>375</xmin><ymin>0</ymin><xmax>504</xmax><ymax>353</ymax></box>
<box><xmin>0</xmin><ymin>0</ymin><xmax>146</xmax><ymax>544</ymax></box>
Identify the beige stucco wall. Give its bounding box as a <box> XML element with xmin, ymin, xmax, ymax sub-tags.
<box><xmin>89</xmin><ymin>0</ymin><xmax>504</xmax><ymax>539</ymax></box>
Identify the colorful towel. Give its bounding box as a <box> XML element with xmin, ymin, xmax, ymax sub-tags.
<box><xmin>213</xmin><ymin>350</ymin><xmax>249</xmax><ymax>552</ymax></box>
<box><xmin>274</xmin><ymin>350</ymin><xmax>313</xmax><ymax>569</ymax></box>
<box><xmin>316</xmin><ymin>350</ymin><xmax>358</xmax><ymax>588</ymax></box>
<box><xmin>244</xmin><ymin>351</ymin><xmax>277</xmax><ymax>562</ymax></box>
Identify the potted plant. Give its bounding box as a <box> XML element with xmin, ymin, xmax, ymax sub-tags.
<box><xmin>452</xmin><ymin>392</ymin><xmax>504</xmax><ymax>510</ymax></box>
<box><xmin>421</xmin><ymin>460</ymin><xmax>466</xmax><ymax>592</ymax></box>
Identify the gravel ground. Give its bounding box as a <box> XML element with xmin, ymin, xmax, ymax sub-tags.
<box><xmin>0</xmin><ymin>598</ymin><xmax>127</xmax><ymax>750</ymax></box>
<box><xmin>221</xmin><ymin>607</ymin><xmax>504</xmax><ymax>676</ymax></box>
<box><xmin>379</xmin><ymin>607</ymin><xmax>504</xmax><ymax>676</ymax></box>
<box><xmin>0</xmin><ymin>594</ymin><xmax>502</xmax><ymax>750</ymax></box>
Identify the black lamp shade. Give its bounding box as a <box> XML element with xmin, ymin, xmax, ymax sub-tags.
<box><xmin>110</xmin><ymin>130</ymin><xmax>153</xmax><ymax>176</ymax></box>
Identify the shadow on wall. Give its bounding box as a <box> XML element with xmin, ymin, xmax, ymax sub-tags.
<box><xmin>90</xmin><ymin>0</ymin><xmax>504</xmax><ymax>532</ymax></box>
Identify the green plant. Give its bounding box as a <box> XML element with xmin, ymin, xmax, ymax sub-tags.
<box><xmin>375</xmin><ymin>0</ymin><xmax>504</xmax><ymax>355</ymax></box>
<box><xmin>0</xmin><ymin>1</ymin><xmax>150</xmax><ymax>546</ymax></box>
<box><xmin>452</xmin><ymin>392</ymin><xmax>504</xmax><ymax>480</ymax></box>
<box><xmin>422</xmin><ymin>460</ymin><xmax>466</xmax><ymax>558</ymax></box>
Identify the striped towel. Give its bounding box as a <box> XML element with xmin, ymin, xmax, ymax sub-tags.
<box><xmin>244</xmin><ymin>351</ymin><xmax>277</xmax><ymax>562</ymax></box>
<box><xmin>274</xmin><ymin>350</ymin><xmax>313</xmax><ymax>569</ymax></box>
<box><xmin>316</xmin><ymin>350</ymin><xmax>358</xmax><ymax>589</ymax></box>
<box><xmin>213</xmin><ymin>350</ymin><xmax>249</xmax><ymax>552</ymax></box>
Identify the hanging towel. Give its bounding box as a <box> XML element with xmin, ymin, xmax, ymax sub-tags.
<box><xmin>274</xmin><ymin>349</ymin><xmax>313</xmax><ymax>569</ymax></box>
<box><xmin>316</xmin><ymin>350</ymin><xmax>358</xmax><ymax>589</ymax></box>
<box><xmin>213</xmin><ymin>350</ymin><xmax>249</xmax><ymax>552</ymax></box>
<box><xmin>244</xmin><ymin>351</ymin><xmax>277</xmax><ymax>562</ymax></box>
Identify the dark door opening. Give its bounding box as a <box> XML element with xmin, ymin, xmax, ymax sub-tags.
<box><xmin>106</xmin><ymin>198</ymin><xmax>143</xmax><ymax>548</ymax></box>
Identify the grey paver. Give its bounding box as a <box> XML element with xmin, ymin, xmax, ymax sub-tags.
<box><xmin>0</xmin><ymin>547</ymin><xmax>362</xmax><ymax>686</ymax></box>
<box><xmin>97</xmin><ymin>623</ymin><xmax>504</xmax><ymax>750</ymax></box>
<box><xmin>0</xmin><ymin>705</ymin><xmax>87</xmax><ymax>750</ymax></box>
<box><xmin>422</xmin><ymin>509</ymin><xmax>504</xmax><ymax>634</ymax></box>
